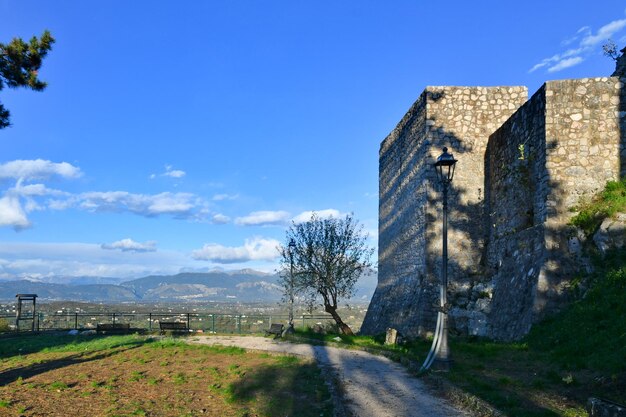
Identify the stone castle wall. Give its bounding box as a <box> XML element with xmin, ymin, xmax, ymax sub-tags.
<box><xmin>365</xmin><ymin>91</ymin><xmax>432</xmax><ymax>336</ymax></box>
<box><xmin>537</xmin><ymin>77</ymin><xmax>626</xmax><ymax>315</ymax></box>
<box><xmin>362</xmin><ymin>76</ymin><xmax>626</xmax><ymax>341</ymax></box>
<box><xmin>479</xmin><ymin>86</ymin><xmax>549</xmax><ymax>340</ymax></box>
<box><xmin>360</xmin><ymin>86</ymin><xmax>528</xmax><ymax>338</ymax></box>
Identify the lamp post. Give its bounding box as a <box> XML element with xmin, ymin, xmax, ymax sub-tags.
<box><xmin>286</xmin><ymin>238</ymin><xmax>296</xmax><ymax>332</ymax></box>
<box><xmin>420</xmin><ymin>147</ymin><xmax>457</xmax><ymax>372</ymax></box>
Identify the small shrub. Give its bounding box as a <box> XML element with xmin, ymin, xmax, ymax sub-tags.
<box><xmin>49</xmin><ymin>381</ymin><xmax>69</xmax><ymax>391</ymax></box>
<box><xmin>173</xmin><ymin>372</ymin><xmax>187</xmax><ymax>384</ymax></box>
<box><xmin>0</xmin><ymin>318</ymin><xmax>10</xmax><ymax>332</ymax></box>
<box><xmin>569</xmin><ymin>178</ymin><xmax>626</xmax><ymax>236</ymax></box>
<box><xmin>129</xmin><ymin>371</ymin><xmax>145</xmax><ymax>382</ymax></box>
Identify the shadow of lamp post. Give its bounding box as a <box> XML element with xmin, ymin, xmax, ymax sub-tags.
<box><xmin>421</xmin><ymin>147</ymin><xmax>457</xmax><ymax>372</ymax></box>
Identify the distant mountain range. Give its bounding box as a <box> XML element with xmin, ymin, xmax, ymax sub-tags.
<box><xmin>0</xmin><ymin>269</ymin><xmax>377</xmax><ymax>303</ymax></box>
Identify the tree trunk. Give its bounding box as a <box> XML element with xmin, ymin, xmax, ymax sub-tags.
<box><xmin>324</xmin><ymin>303</ymin><xmax>354</xmax><ymax>336</ymax></box>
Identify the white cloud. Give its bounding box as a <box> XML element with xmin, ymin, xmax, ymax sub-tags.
<box><xmin>529</xmin><ymin>48</ymin><xmax>586</xmax><ymax>73</ymax></box>
<box><xmin>47</xmin><ymin>198</ymin><xmax>75</xmax><ymax>210</ymax></box>
<box><xmin>191</xmin><ymin>237</ymin><xmax>280</xmax><ymax>264</ymax></box>
<box><xmin>212</xmin><ymin>213</ymin><xmax>231</xmax><ymax>224</ymax></box>
<box><xmin>580</xmin><ymin>19</ymin><xmax>626</xmax><ymax>47</ymax></box>
<box><xmin>212</xmin><ymin>193</ymin><xmax>239</xmax><ymax>201</ymax></box>
<box><xmin>152</xmin><ymin>165</ymin><xmax>186</xmax><ymax>179</ymax></box>
<box><xmin>292</xmin><ymin>209</ymin><xmax>342</xmax><ymax>223</ymax></box>
<box><xmin>0</xmin><ymin>195</ymin><xmax>31</xmax><ymax>230</ymax></box>
<box><xmin>547</xmin><ymin>56</ymin><xmax>584</xmax><ymax>72</ymax></box>
<box><xmin>164</xmin><ymin>169</ymin><xmax>185</xmax><ymax>178</ymax></box>
<box><xmin>529</xmin><ymin>17</ymin><xmax>626</xmax><ymax>74</ymax></box>
<box><xmin>560</xmin><ymin>26</ymin><xmax>587</xmax><ymax>46</ymax></box>
<box><xmin>10</xmin><ymin>182</ymin><xmax>69</xmax><ymax>197</ymax></box>
<box><xmin>529</xmin><ymin>62</ymin><xmax>548</xmax><ymax>73</ymax></box>
<box><xmin>235</xmin><ymin>210</ymin><xmax>291</xmax><ymax>226</ymax></box>
<box><xmin>78</xmin><ymin>191</ymin><xmax>204</xmax><ymax>219</ymax></box>
<box><xmin>0</xmin><ymin>159</ymin><xmax>81</xmax><ymax>180</ymax></box>
<box><xmin>101</xmin><ymin>238</ymin><xmax>157</xmax><ymax>253</ymax></box>
<box><xmin>0</xmin><ymin>160</ymin><xmax>210</xmax><ymax>229</ymax></box>
<box><xmin>2</xmin><ymin>186</ymin><xmax>211</xmax><ymax>225</ymax></box>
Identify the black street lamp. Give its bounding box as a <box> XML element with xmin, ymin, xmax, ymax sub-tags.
<box><xmin>421</xmin><ymin>147</ymin><xmax>457</xmax><ymax>372</ymax></box>
<box><xmin>286</xmin><ymin>238</ymin><xmax>296</xmax><ymax>332</ymax></box>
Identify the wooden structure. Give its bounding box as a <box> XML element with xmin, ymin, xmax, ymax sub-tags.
<box><xmin>15</xmin><ymin>294</ymin><xmax>38</xmax><ymax>331</ymax></box>
<box><xmin>159</xmin><ymin>321</ymin><xmax>189</xmax><ymax>334</ymax></box>
<box><xmin>265</xmin><ymin>323</ymin><xmax>284</xmax><ymax>339</ymax></box>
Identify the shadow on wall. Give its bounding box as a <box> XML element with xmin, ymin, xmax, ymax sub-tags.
<box><xmin>370</xmin><ymin>90</ymin><xmax>438</xmax><ymax>336</ymax></box>
<box><xmin>619</xmin><ymin>48</ymin><xmax>626</xmax><ymax>178</ymax></box>
<box><xmin>364</xmin><ymin>88</ymin><xmax>526</xmax><ymax>339</ymax></box>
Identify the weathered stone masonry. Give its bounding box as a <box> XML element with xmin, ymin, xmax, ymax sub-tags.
<box><xmin>361</xmin><ymin>75</ymin><xmax>626</xmax><ymax>341</ymax></box>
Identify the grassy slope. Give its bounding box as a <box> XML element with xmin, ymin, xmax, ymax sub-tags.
<box><xmin>447</xmin><ymin>247</ymin><xmax>626</xmax><ymax>417</ymax></box>
<box><xmin>445</xmin><ymin>179</ymin><xmax>626</xmax><ymax>416</ymax></box>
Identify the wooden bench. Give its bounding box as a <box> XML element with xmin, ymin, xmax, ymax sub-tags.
<box><xmin>96</xmin><ymin>323</ymin><xmax>130</xmax><ymax>333</ymax></box>
<box><xmin>159</xmin><ymin>321</ymin><xmax>189</xmax><ymax>334</ymax></box>
<box><xmin>265</xmin><ymin>323</ymin><xmax>284</xmax><ymax>339</ymax></box>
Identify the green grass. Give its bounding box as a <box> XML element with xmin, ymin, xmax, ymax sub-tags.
<box><xmin>526</xmin><ymin>247</ymin><xmax>626</xmax><ymax>373</ymax></box>
<box><xmin>224</xmin><ymin>357</ymin><xmax>332</xmax><ymax>416</ymax></box>
<box><xmin>0</xmin><ymin>333</ymin><xmax>150</xmax><ymax>358</ymax></box>
<box><xmin>48</xmin><ymin>381</ymin><xmax>69</xmax><ymax>391</ymax></box>
<box><xmin>128</xmin><ymin>371</ymin><xmax>145</xmax><ymax>382</ymax></box>
<box><xmin>172</xmin><ymin>372</ymin><xmax>187</xmax><ymax>384</ymax></box>
<box><xmin>290</xmin><ymin>328</ymin><xmax>424</xmax><ymax>359</ymax></box>
<box><xmin>445</xmin><ymin>246</ymin><xmax>626</xmax><ymax>415</ymax></box>
<box><xmin>569</xmin><ymin>177</ymin><xmax>626</xmax><ymax>236</ymax></box>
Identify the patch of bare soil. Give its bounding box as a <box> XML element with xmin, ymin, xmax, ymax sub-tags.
<box><xmin>0</xmin><ymin>337</ymin><xmax>332</xmax><ymax>417</ymax></box>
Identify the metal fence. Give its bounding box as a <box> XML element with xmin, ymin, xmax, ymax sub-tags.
<box><xmin>0</xmin><ymin>312</ymin><xmax>338</xmax><ymax>334</ymax></box>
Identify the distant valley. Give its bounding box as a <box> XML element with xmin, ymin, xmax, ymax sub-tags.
<box><xmin>0</xmin><ymin>269</ymin><xmax>377</xmax><ymax>303</ymax></box>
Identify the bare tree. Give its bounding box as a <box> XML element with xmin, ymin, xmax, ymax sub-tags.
<box><xmin>279</xmin><ymin>213</ymin><xmax>374</xmax><ymax>335</ymax></box>
<box><xmin>603</xmin><ymin>40</ymin><xmax>620</xmax><ymax>61</ymax></box>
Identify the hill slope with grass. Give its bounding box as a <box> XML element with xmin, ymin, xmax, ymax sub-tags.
<box><xmin>446</xmin><ymin>178</ymin><xmax>626</xmax><ymax>416</ymax></box>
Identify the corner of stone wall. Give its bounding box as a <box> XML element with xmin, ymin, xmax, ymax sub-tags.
<box><xmin>534</xmin><ymin>76</ymin><xmax>626</xmax><ymax>323</ymax></box>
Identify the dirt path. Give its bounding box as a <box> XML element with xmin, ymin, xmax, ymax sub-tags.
<box><xmin>189</xmin><ymin>335</ymin><xmax>469</xmax><ymax>417</ymax></box>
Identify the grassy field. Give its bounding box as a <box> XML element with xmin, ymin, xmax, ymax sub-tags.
<box><xmin>0</xmin><ymin>334</ymin><xmax>333</xmax><ymax>417</ymax></box>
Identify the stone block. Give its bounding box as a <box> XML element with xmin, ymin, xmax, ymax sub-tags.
<box><xmin>385</xmin><ymin>328</ymin><xmax>403</xmax><ymax>345</ymax></box>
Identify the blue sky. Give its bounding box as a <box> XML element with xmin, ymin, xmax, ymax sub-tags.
<box><xmin>0</xmin><ymin>1</ymin><xmax>625</xmax><ymax>281</ymax></box>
